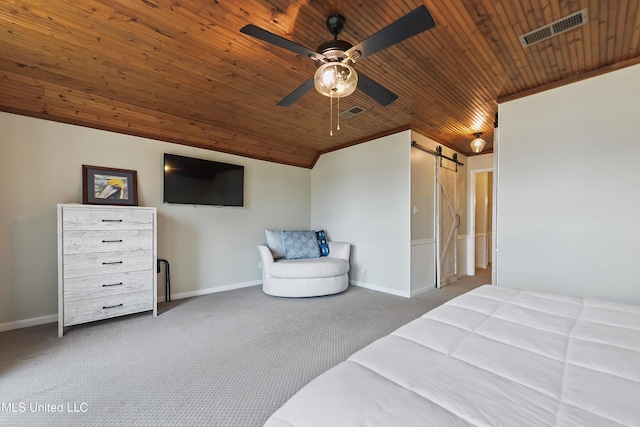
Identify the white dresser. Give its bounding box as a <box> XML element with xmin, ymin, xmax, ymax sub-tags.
<box><xmin>57</xmin><ymin>204</ymin><xmax>157</xmax><ymax>337</ymax></box>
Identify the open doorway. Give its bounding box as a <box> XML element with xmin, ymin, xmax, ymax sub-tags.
<box><xmin>470</xmin><ymin>169</ymin><xmax>493</xmax><ymax>279</ymax></box>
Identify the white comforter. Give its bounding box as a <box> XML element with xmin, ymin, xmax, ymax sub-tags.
<box><xmin>264</xmin><ymin>285</ymin><xmax>640</xmax><ymax>426</ymax></box>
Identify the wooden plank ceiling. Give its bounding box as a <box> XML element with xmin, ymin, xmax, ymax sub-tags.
<box><xmin>1</xmin><ymin>0</ymin><xmax>639</xmax><ymax>168</ymax></box>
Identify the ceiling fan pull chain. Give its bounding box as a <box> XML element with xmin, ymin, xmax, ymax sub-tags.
<box><xmin>330</xmin><ymin>92</ymin><xmax>333</xmax><ymax>136</ymax></box>
<box><xmin>337</xmin><ymin>96</ymin><xmax>341</xmax><ymax>131</ymax></box>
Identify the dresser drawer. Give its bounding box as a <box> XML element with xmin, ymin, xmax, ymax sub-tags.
<box><xmin>62</xmin><ymin>208</ymin><xmax>153</xmax><ymax>231</ymax></box>
<box><xmin>64</xmin><ymin>270</ymin><xmax>153</xmax><ymax>302</ymax></box>
<box><xmin>63</xmin><ymin>230</ymin><xmax>152</xmax><ymax>254</ymax></box>
<box><xmin>63</xmin><ymin>250</ymin><xmax>153</xmax><ymax>278</ymax></box>
<box><xmin>64</xmin><ymin>290</ymin><xmax>153</xmax><ymax>326</ymax></box>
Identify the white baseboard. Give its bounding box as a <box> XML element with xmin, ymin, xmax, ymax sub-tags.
<box><xmin>0</xmin><ymin>281</ymin><xmax>263</xmax><ymax>333</ymax></box>
<box><xmin>410</xmin><ymin>284</ymin><xmax>436</xmax><ymax>297</ymax></box>
<box><xmin>350</xmin><ymin>280</ymin><xmax>411</xmax><ymax>298</ymax></box>
<box><xmin>0</xmin><ymin>314</ymin><xmax>58</xmax><ymax>333</ymax></box>
<box><xmin>161</xmin><ymin>280</ymin><xmax>262</xmax><ymax>302</ymax></box>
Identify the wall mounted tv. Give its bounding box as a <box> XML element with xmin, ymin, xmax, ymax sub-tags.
<box><xmin>163</xmin><ymin>153</ymin><xmax>244</xmax><ymax>207</ymax></box>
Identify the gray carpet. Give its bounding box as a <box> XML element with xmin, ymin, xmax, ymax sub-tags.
<box><xmin>0</xmin><ymin>271</ymin><xmax>489</xmax><ymax>426</ymax></box>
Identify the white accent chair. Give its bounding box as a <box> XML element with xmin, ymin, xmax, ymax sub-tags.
<box><xmin>257</xmin><ymin>242</ymin><xmax>351</xmax><ymax>297</ymax></box>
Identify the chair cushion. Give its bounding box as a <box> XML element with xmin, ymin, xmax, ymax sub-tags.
<box><xmin>271</xmin><ymin>257</ymin><xmax>349</xmax><ymax>279</ymax></box>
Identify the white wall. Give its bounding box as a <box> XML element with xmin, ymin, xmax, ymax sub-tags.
<box><xmin>466</xmin><ymin>154</ymin><xmax>493</xmax><ymax>176</ymax></box>
<box><xmin>410</xmin><ymin>148</ymin><xmax>435</xmax><ymax>242</ymax></box>
<box><xmin>496</xmin><ymin>63</ymin><xmax>640</xmax><ymax>304</ymax></box>
<box><xmin>410</xmin><ymin>145</ymin><xmax>436</xmax><ymax>295</ymax></box>
<box><xmin>311</xmin><ymin>131</ymin><xmax>412</xmax><ymax>296</ymax></box>
<box><xmin>0</xmin><ymin>112</ymin><xmax>311</xmax><ymax>329</ymax></box>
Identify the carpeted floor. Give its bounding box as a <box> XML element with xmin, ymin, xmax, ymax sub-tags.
<box><xmin>0</xmin><ymin>270</ymin><xmax>489</xmax><ymax>426</ymax></box>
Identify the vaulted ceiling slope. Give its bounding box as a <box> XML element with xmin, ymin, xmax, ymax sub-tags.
<box><xmin>1</xmin><ymin>1</ymin><xmax>639</xmax><ymax>168</ymax></box>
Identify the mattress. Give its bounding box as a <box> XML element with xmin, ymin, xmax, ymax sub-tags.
<box><xmin>264</xmin><ymin>285</ymin><xmax>640</xmax><ymax>426</ymax></box>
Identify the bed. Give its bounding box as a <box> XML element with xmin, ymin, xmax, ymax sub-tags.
<box><xmin>264</xmin><ymin>285</ymin><xmax>640</xmax><ymax>426</ymax></box>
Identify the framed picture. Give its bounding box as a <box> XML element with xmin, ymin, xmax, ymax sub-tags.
<box><xmin>82</xmin><ymin>165</ymin><xmax>138</xmax><ymax>206</ymax></box>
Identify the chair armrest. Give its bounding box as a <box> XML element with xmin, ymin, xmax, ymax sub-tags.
<box><xmin>258</xmin><ymin>245</ymin><xmax>275</xmax><ymax>281</ymax></box>
<box><xmin>257</xmin><ymin>245</ymin><xmax>275</xmax><ymax>264</ymax></box>
<box><xmin>328</xmin><ymin>242</ymin><xmax>351</xmax><ymax>260</ymax></box>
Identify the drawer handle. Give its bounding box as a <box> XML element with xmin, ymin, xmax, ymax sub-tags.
<box><xmin>102</xmin><ymin>261</ymin><xmax>123</xmax><ymax>265</ymax></box>
<box><xmin>102</xmin><ymin>239</ymin><xmax>123</xmax><ymax>243</ymax></box>
<box><xmin>103</xmin><ymin>303</ymin><xmax>123</xmax><ymax>310</ymax></box>
<box><xmin>102</xmin><ymin>219</ymin><xmax>123</xmax><ymax>222</ymax></box>
<box><xmin>102</xmin><ymin>282</ymin><xmax>124</xmax><ymax>287</ymax></box>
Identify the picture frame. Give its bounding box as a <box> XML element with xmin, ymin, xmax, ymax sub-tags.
<box><xmin>82</xmin><ymin>165</ymin><xmax>138</xmax><ymax>206</ymax></box>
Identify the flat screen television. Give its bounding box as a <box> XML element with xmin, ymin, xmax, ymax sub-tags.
<box><xmin>163</xmin><ymin>153</ymin><xmax>244</xmax><ymax>207</ymax></box>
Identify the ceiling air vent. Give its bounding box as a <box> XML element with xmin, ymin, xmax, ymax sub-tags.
<box><xmin>519</xmin><ymin>9</ymin><xmax>588</xmax><ymax>48</ymax></box>
<box><xmin>339</xmin><ymin>106</ymin><xmax>366</xmax><ymax>120</ymax></box>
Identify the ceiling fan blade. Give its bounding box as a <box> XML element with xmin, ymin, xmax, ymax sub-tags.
<box><xmin>346</xmin><ymin>6</ymin><xmax>435</xmax><ymax>61</ymax></box>
<box><xmin>240</xmin><ymin>25</ymin><xmax>320</xmax><ymax>60</ymax></box>
<box><xmin>357</xmin><ymin>73</ymin><xmax>398</xmax><ymax>107</ymax></box>
<box><xmin>277</xmin><ymin>78</ymin><xmax>315</xmax><ymax>106</ymax></box>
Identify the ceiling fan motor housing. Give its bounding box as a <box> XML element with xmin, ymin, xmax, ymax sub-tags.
<box><xmin>313</xmin><ymin>14</ymin><xmax>355</xmax><ymax>65</ymax></box>
<box><xmin>316</xmin><ymin>39</ymin><xmax>353</xmax><ymax>63</ymax></box>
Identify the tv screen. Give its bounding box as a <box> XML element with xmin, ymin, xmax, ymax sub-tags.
<box><xmin>163</xmin><ymin>153</ymin><xmax>244</xmax><ymax>207</ymax></box>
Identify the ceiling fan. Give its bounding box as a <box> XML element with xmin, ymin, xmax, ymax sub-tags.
<box><xmin>240</xmin><ymin>6</ymin><xmax>435</xmax><ymax>107</ymax></box>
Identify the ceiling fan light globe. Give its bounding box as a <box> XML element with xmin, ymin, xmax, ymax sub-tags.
<box><xmin>322</xmin><ymin>68</ymin><xmax>336</xmax><ymax>85</ymax></box>
<box><xmin>314</xmin><ymin>62</ymin><xmax>358</xmax><ymax>98</ymax></box>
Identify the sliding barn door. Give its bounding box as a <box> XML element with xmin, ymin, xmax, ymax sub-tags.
<box><xmin>436</xmin><ymin>160</ymin><xmax>458</xmax><ymax>287</ymax></box>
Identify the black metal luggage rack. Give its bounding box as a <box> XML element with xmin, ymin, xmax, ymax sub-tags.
<box><xmin>157</xmin><ymin>259</ymin><xmax>171</xmax><ymax>302</ymax></box>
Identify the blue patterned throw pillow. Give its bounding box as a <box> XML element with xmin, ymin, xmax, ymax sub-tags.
<box><xmin>265</xmin><ymin>229</ymin><xmax>285</xmax><ymax>259</ymax></box>
<box><xmin>283</xmin><ymin>230</ymin><xmax>321</xmax><ymax>260</ymax></box>
<box><xmin>316</xmin><ymin>230</ymin><xmax>330</xmax><ymax>256</ymax></box>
